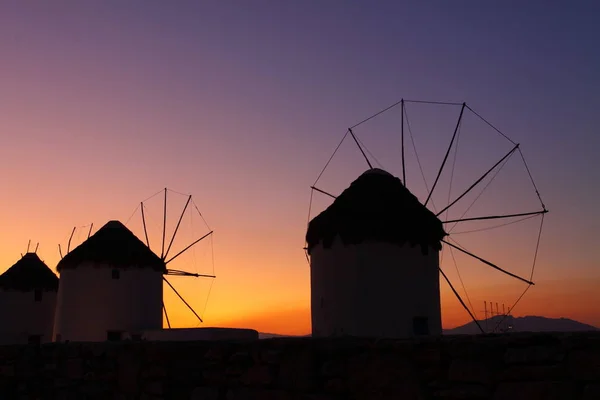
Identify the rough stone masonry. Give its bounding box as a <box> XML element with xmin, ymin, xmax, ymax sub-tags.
<box><xmin>0</xmin><ymin>332</ymin><xmax>599</xmax><ymax>399</ymax></box>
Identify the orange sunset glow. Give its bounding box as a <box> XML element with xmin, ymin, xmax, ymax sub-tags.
<box><xmin>1</xmin><ymin>2</ymin><xmax>599</xmax><ymax>337</ymax></box>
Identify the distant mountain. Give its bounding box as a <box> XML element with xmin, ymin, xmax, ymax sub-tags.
<box><xmin>259</xmin><ymin>316</ymin><xmax>598</xmax><ymax>339</ymax></box>
<box><xmin>445</xmin><ymin>315</ymin><xmax>599</xmax><ymax>335</ymax></box>
<box><xmin>258</xmin><ymin>332</ymin><xmax>309</xmax><ymax>339</ymax></box>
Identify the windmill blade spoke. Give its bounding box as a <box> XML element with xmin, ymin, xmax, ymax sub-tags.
<box><xmin>436</xmin><ymin>143</ymin><xmax>519</xmax><ymax>217</ymax></box>
<box><xmin>163</xmin><ymin>277</ymin><xmax>203</xmax><ymax>323</ymax></box>
<box><xmin>348</xmin><ymin>128</ymin><xmax>373</xmax><ymax>170</ymax></box>
<box><xmin>165</xmin><ymin>231</ymin><xmax>214</xmax><ymax>265</ymax></box>
<box><xmin>425</xmin><ymin>103</ymin><xmax>466</xmax><ymax>207</ymax></box>
<box><xmin>401</xmin><ymin>99</ymin><xmax>406</xmax><ymax>185</ymax></box>
<box><xmin>161</xmin><ymin>188</ymin><xmax>167</xmax><ymax>259</ymax></box>
<box><xmin>166</xmin><ymin>269</ymin><xmax>215</xmax><ymax>278</ymax></box>
<box><xmin>67</xmin><ymin>226</ymin><xmax>76</xmax><ymax>254</ymax></box>
<box><xmin>310</xmin><ymin>186</ymin><xmax>337</xmax><ymax>199</ymax></box>
<box><xmin>442</xmin><ymin>210</ymin><xmax>548</xmax><ymax>224</ymax></box>
<box><xmin>442</xmin><ymin>239</ymin><xmax>534</xmax><ymax>285</ymax></box>
<box><xmin>141</xmin><ymin>202</ymin><xmax>151</xmax><ymax>247</ymax></box>
<box><xmin>162</xmin><ymin>302</ymin><xmax>171</xmax><ymax>328</ymax></box>
<box><xmin>439</xmin><ymin>267</ymin><xmax>484</xmax><ymax>334</ymax></box>
<box><xmin>164</xmin><ymin>194</ymin><xmax>192</xmax><ymax>260</ymax></box>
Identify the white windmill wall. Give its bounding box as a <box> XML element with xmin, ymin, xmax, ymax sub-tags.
<box><xmin>53</xmin><ymin>263</ymin><xmax>163</xmax><ymax>342</ymax></box>
<box><xmin>0</xmin><ymin>289</ymin><xmax>57</xmax><ymax>344</ymax></box>
<box><xmin>310</xmin><ymin>236</ymin><xmax>441</xmax><ymax>339</ymax></box>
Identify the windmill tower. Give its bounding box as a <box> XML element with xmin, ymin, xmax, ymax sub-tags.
<box><xmin>53</xmin><ymin>189</ymin><xmax>216</xmax><ymax>342</ymax></box>
<box><xmin>307</xmin><ymin>168</ymin><xmax>445</xmax><ymax>338</ymax></box>
<box><xmin>0</xmin><ymin>244</ymin><xmax>58</xmax><ymax>344</ymax></box>
<box><xmin>305</xmin><ymin>99</ymin><xmax>547</xmax><ymax>339</ymax></box>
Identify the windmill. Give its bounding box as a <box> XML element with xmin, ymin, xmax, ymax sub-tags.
<box><xmin>55</xmin><ymin>188</ymin><xmax>215</xmax><ymax>341</ymax></box>
<box><xmin>305</xmin><ymin>99</ymin><xmax>547</xmax><ymax>336</ymax></box>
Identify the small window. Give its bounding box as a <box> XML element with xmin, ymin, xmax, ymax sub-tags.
<box><xmin>107</xmin><ymin>331</ymin><xmax>122</xmax><ymax>342</ymax></box>
<box><xmin>34</xmin><ymin>289</ymin><xmax>42</xmax><ymax>302</ymax></box>
<box><xmin>28</xmin><ymin>335</ymin><xmax>42</xmax><ymax>345</ymax></box>
<box><xmin>111</xmin><ymin>269</ymin><xmax>120</xmax><ymax>280</ymax></box>
<box><xmin>413</xmin><ymin>316</ymin><xmax>429</xmax><ymax>336</ymax></box>
<box><xmin>320</xmin><ymin>297</ymin><xmax>324</xmax><ymax>309</ymax></box>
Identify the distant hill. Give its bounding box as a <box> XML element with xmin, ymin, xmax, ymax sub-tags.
<box><xmin>259</xmin><ymin>316</ymin><xmax>598</xmax><ymax>339</ymax></box>
<box><xmin>445</xmin><ymin>315</ymin><xmax>599</xmax><ymax>335</ymax></box>
<box><xmin>259</xmin><ymin>332</ymin><xmax>308</xmax><ymax>339</ymax></box>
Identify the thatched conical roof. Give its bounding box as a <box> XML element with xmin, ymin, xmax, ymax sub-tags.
<box><xmin>56</xmin><ymin>220</ymin><xmax>165</xmax><ymax>272</ymax></box>
<box><xmin>0</xmin><ymin>253</ymin><xmax>59</xmax><ymax>292</ymax></box>
<box><xmin>306</xmin><ymin>168</ymin><xmax>446</xmax><ymax>255</ymax></box>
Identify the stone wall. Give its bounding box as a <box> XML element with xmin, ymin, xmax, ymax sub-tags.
<box><xmin>0</xmin><ymin>332</ymin><xmax>599</xmax><ymax>399</ymax></box>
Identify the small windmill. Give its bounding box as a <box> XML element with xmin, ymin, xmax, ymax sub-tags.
<box><xmin>57</xmin><ymin>188</ymin><xmax>215</xmax><ymax>329</ymax></box>
<box><xmin>306</xmin><ymin>99</ymin><xmax>547</xmax><ymax>335</ymax></box>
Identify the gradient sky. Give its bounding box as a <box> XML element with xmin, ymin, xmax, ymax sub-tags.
<box><xmin>1</xmin><ymin>1</ymin><xmax>599</xmax><ymax>335</ymax></box>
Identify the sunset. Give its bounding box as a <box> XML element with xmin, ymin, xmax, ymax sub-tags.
<box><xmin>1</xmin><ymin>2</ymin><xmax>598</xmax><ymax>336</ymax></box>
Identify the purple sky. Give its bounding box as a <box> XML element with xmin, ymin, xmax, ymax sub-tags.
<box><xmin>1</xmin><ymin>1</ymin><xmax>599</xmax><ymax>331</ymax></box>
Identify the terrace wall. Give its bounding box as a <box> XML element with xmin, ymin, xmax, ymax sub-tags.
<box><xmin>0</xmin><ymin>332</ymin><xmax>599</xmax><ymax>399</ymax></box>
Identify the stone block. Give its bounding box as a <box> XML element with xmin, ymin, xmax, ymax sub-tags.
<box><xmin>568</xmin><ymin>349</ymin><xmax>600</xmax><ymax>381</ymax></box>
<box><xmin>277</xmin><ymin>348</ymin><xmax>317</xmax><ymax>391</ymax></box>
<box><xmin>500</xmin><ymin>365</ymin><xmax>565</xmax><ymax>382</ymax></box>
<box><xmin>117</xmin><ymin>354</ymin><xmax>140</xmax><ymax>395</ymax></box>
<box><xmin>141</xmin><ymin>364</ymin><xmax>167</xmax><ymax>379</ymax></box>
<box><xmin>64</xmin><ymin>358</ymin><xmax>83</xmax><ymax>379</ymax></box>
<box><xmin>493</xmin><ymin>381</ymin><xmax>577</xmax><ymax>400</ymax></box>
<box><xmin>202</xmin><ymin>367</ymin><xmax>227</xmax><ymax>385</ymax></box>
<box><xmin>320</xmin><ymin>360</ymin><xmax>344</xmax><ymax>377</ymax></box>
<box><xmin>434</xmin><ymin>383</ymin><xmax>490</xmax><ymax>399</ymax></box>
<box><xmin>144</xmin><ymin>381</ymin><xmax>164</xmax><ymax>396</ymax></box>
<box><xmin>448</xmin><ymin>359</ymin><xmax>494</xmax><ymax>385</ymax></box>
<box><xmin>344</xmin><ymin>352</ymin><xmax>417</xmax><ymax>391</ymax></box>
<box><xmin>582</xmin><ymin>384</ymin><xmax>600</xmax><ymax>400</ymax></box>
<box><xmin>261</xmin><ymin>349</ymin><xmax>282</xmax><ymax>364</ymax></box>
<box><xmin>226</xmin><ymin>387</ymin><xmax>291</xmax><ymax>400</ymax></box>
<box><xmin>0</xmin><ymin>364</ymin><xmax>15</xmax><ymax>377</ymax></box>
<box><xmin>190</xmin><ymin>386</ymin><xmax>220</xmax><ymax>400</ymax></box>
<box><xmin>504</xmin><ymin>346</ymin><xmax>565</xmax><ymax>365</ymax></box>
<box><xmin>240</xmin><ymin>364</ymin><xmax>273</xmax><ymax>386</ymax></box>
<box><xmin>324</xmin><ymin>377</ymin><xmax>345</xmax><ymax>393</ymax></box>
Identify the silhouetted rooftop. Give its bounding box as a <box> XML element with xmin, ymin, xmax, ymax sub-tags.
<box><xmin>56</xmin><ymin>220</ymin><xmax>166</xmax><ymax>272</ymax></box>
<box><xmin>306</xmin><ymin>168</ymin><xmax>446</xmax><ymax>255</ymax></box>
<box><xmin>0</xmin><ymin>253</ymin><xmax>59</xmax><ymax>292</ymax></box>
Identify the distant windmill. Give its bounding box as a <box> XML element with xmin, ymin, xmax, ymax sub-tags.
<box><xmin>305</xmin><ymin>99</ymin><xmax>547</xmax><ymax>338</ymax></box>
<box><xmin>1</xmin><ymin>243</ymin><xmax>58</xmax><ymax>345</ymax></box>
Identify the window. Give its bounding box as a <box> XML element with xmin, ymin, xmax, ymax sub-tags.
<box><xmin>107</xmin><ymin>331</ymin><xmax>122</xmax><ymax>342</ymax></box>
<box><xmin>111</xmin><ymin>269</ymin><xmax>120</xmax><ymax>280</ymax></box>
<box><xmin>28</xmin><ymin>335</ymin><xmax>41</xmax><ymax>345</ymax></box>
<box><xmin>55</xmin><ymin>334</ymin><xmax>62</xmax><ymax>342</ymax></box>
<box><xmin>34</xmin><ymin>289</ymin><xmax>42</xmax><ymax>302</ymax></box>
<box><xmin>413</xmin><ymin>316</ymin><xmax>429</xmax><ymax>336</ymax></box>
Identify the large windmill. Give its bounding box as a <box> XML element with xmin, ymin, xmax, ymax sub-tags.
<box><xmin>305</xmin><ymin>99</ymin><xmax>547</xmax><ymax>337</ymax></box>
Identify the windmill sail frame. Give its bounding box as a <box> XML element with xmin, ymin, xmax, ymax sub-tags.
<box><xmin>306</xmin><ymin>98</ymin><xmax>548</xmax><ymax>335</ymax></box>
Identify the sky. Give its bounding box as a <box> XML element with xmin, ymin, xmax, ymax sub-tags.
<box><xmin>1</xmin><ymin>1</ymin><xmax>599</xmax><ymax>335</ymax></box>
